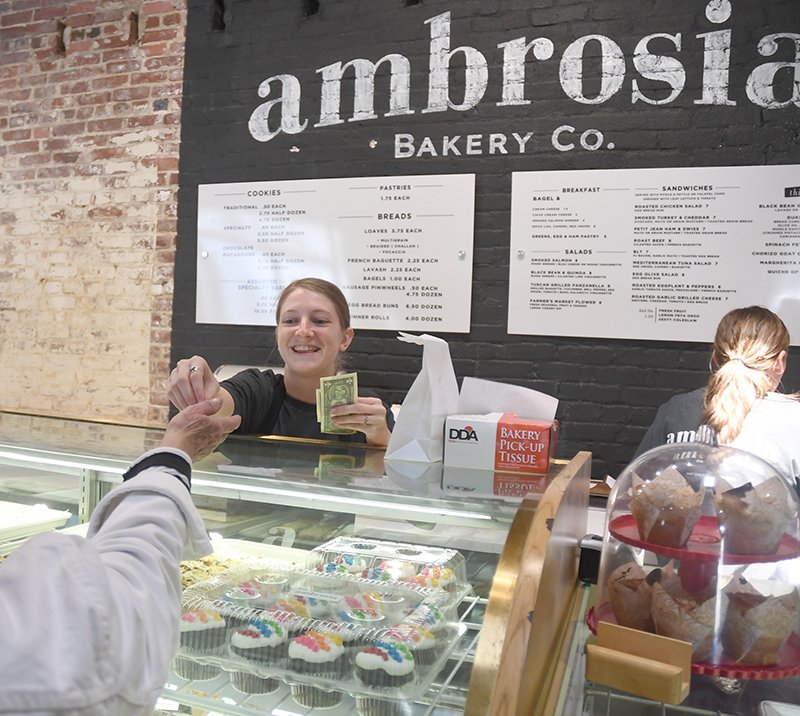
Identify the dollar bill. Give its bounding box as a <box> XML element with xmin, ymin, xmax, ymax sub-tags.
<box><xmin>318</xmin><ymin>372</ymin><xmax>358</xmax><ymax>434</ymax></box>
<box><xmin>315</xmin><ymin>454</ymin><xmax>357</xmax><ymax>482</ymax></box>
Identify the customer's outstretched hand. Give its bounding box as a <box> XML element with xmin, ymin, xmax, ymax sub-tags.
<box><xmin>160</xmin><ymin>398</ymin><xmax>241</xmax><ymax>461</ymax></box>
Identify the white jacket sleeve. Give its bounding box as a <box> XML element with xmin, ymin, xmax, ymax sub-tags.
<box><xmin>0</xmin><ymin>451</ymin><xmax>212</xmax><ymax>716</ymax></box>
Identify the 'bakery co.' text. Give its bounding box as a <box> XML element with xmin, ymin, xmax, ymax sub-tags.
<box><xmin>247</xmin><ymin>3</ymin><xmax>798</xmax><ymax>157</ymax></box>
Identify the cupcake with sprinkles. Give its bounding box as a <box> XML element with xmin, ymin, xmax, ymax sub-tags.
<box><xmin>231</xmin><ymin>616</ymin><xmax>289</xmax><ymax>664</ymax></box>
<box><xmin>317</xmin><ymin>553</ymin><xmax>369</xmax><ymax>578</ymax></box>
<box><xmin>404</xmin><ymin>566</ymin><xmax>455</xmax><ymax>591</ymax></box>
<box><xmin>381</xmin><ymin>624</ymin><xmax>439</xmax><ymax>666</ymax></box>
<box><xmin>406</xmin><ymin>602</ymin><xmax>449</xmax><ymax>638</ymax></box>
<box><xmin>229</xmin><ymin>616</ymin><xmax>288</xmax><ymax>694</ymax></box>
<box><xmin>179</xmin><ymin>607</ymin><xmax>227</xmax><ymax>654</ymax></box>
<box><xmin>362</xmin><ymin>559</ymin><xmax>416</xmax><ymax>582</ymax></box>
<box><xmin>339</xmin><ymin>593</ymin><xmax>379</xmax><ymax>612</ymax></box>
<box><xmin>361</xmin><ymin>566</ymin><xmax>396</xmax><ymax>583</ymax></box>
<box><xmin>269</xmin><ymin>595</ymin><xmax>311</xmax><ymax>619</ymax></box>
<box><xmin>338</xmin><ymin>591</ymin><xmax>409</xmax><ymax>623</ymax></box>
<box><xmin>289</xmin><ymin>589</ymin><xmax>335</xmax><ymax>620</ymax></box>
<box><xmin>354</xmin><ymin>640</ymin><xmax>415</xmax><ymax>688</ymax></box>
<box><xmin>335</xmin><ymin>607</ymin><xmax>387</xmax><ymax>639</ymax></box>
<box><xmin>288</xmin><ymin>630</ymin><xmax>348</xmax><ymax>708</ymax></box>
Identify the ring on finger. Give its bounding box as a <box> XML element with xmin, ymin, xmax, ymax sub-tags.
<box><xmin>364</xmin><ymin>415</ymin><xmax>369</xmax><ymax>426</ymax></box>
<box><xmin>189</xmin><ymin>365</ymin><xmax>199</xmax><ymax>374</ymax></box>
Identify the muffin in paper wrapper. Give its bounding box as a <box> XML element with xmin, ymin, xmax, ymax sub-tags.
<box><xmin>722</xmin><ymin>573</ymin><xmax>800</xmax><ymax>665</ymax></box>
<box><xmin>650</xmin><ymin>565</ymin><xmax>718</xmax><ymax>661</ymax></box>
<box><xmin>714</xmin><ymin>477</ymin><xmax>796</xmax><ymax>555</ymax></box>
<box><xmin>630</xmin><ymin>467</ymin><xmax>704</xmax><ymax>548</ymax></box>
<box><xmin>607</xmin><ymin>561</ymin><xmax>654</xmax><ymax>632</ymax></box>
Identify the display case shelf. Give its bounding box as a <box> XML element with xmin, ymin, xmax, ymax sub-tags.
<box><xmin>158</xmin><ymin>592</ymin><xmax>488</xmax><ymax>715</ymax></box>
<box><xmin>0</xmin><ymin>412</ymin><xmax>592</xmax><ymax>716</ymax></box>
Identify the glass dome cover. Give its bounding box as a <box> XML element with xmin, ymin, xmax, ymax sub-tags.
<box><xmin>592</xmin><ymin>432</ymin><xmax>800</xmax><ymax>678</ymax></box>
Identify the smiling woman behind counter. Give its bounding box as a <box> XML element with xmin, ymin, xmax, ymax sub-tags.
<box><xmin>168</xmin><ymin>277</ymin><xmax>394</xmax><ymax>446</ymax></box>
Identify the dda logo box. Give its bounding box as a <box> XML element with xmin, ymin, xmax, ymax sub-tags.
<box><xmin>443</xmin><ymin>412</ymin><xmax>559</xmax><ymax>475</ymax></box>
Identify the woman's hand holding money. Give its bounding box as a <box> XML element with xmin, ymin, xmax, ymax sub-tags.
<box><xmin>330</xmin><ymin>396</ymin><xmax>392</xmax><ymax>447</ymax></box>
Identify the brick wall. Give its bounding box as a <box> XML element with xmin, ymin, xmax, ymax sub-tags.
<box><xmin>0</xmin><ymin>0</ymin><xmax>186</xmax><ymax>426</ymax></box>
<box><xmin>2</xmin><ymin>0</ymin><xmax>797</xmax><ymax>477</ymax></box>
<box><xmin>174</xmin><ymin>0</ymin><xmax>799</xmax><ymax>477</ymax></box>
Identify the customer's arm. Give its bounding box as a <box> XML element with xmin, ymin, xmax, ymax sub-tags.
<box><xmin>0</xmin><ymin>399</ymin><xmax>240</xmax><ymax>716</ymax></box>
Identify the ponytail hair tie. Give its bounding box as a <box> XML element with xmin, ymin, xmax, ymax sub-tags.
<box><xmin>726</xmin><ymin>356</ymin><xmax>751</xmax><ymax>369</ymax></box>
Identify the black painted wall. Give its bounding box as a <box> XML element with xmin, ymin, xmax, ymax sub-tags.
<box><xmin>173</xmin><ymin>0</ymin><xmax>800</xmax><ymax>477</ymax></box>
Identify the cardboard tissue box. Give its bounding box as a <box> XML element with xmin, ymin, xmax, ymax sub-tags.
<box><xmin>443</xmin><ymin>413</ymin><xmax>559</xmax><ymax>475</ymax></box>
<box><xmin>441</xmin><ymin>376</ymin><xmax>560</xmax><ymax>494</ymax></box>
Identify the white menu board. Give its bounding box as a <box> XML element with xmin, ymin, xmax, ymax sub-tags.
<box><xmin>509</xmin><ymin>165</ymin><xmax>800</xmax><ymax>343</ymax></box>
<box><xmin>196</xmin><ymin>174</ymin><xmax>475</xmax><ymax>332</ymax></box>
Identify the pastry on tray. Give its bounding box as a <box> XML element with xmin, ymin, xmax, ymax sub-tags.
<box><xmin>714</xmin><ymin>477</ymin><xmax>796</xmax><ymax>555</ymax></box>
<box><xmin>179</xmin><ymin>608</ymin><xmax>227</xmax><ymax>655</ymax></box>
<box><xmin>287</xmin><ymin>630</ymin><xmax>348</xmax><ymax>709</ymax></box>
<box><xmin>606</xmin><ymin>561</ymin><xmax>654</xmax><ymax>632</ymax></box>
<box><xmin>722</xmin><ymin>573</ymin><xmax>800</xmax><ymax>665</ymax></box>
<box><xmin>630</xmin><ymin>467</ymin><xmax>704</xmax><ymax>548</ymax></box>
<box><xmin>355</xmin><ymin>639</ymin><xmax>415</xmax><ymax>688</ymax></box>
<box><xmin>650</xmin><ymin>565</ymin><xmax>717</xmax><ymax>661</ymax></box>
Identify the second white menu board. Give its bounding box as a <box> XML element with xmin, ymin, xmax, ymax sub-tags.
<box><xmin>508</xmin><ymin>165</ymin><xmax>800</xmax><ymax>343</ymax></box>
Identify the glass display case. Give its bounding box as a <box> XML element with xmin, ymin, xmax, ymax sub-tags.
<box><xmin>594</xmin><ymin>439</ymin><xmax>800</xmax><ymax>678</ymax></box>
<box><xmin>0</xmin><ymin>411</ymin><xmax>590</xmax><ymax>715</ymax></box>
<box><xmin>4</xmin><ymin>411</ymin><xmax>800</xmax><ymax>715</ymax></box>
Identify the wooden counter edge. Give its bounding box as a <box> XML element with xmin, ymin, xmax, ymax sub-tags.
<box><xmin>465</xmin><ymin>451</ymin><xmax>591</xmax><ymax>716</ymax></box>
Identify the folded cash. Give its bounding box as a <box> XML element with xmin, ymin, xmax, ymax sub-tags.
<box><xmin>317</xmin><ymin>372</ymin><xmax>358</xmax><ymax>434</ymax></box>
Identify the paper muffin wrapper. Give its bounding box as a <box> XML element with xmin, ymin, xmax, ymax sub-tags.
<box><xmin>722</xmin><ymin>580</ymin><xmax>799</xmax><ymax>665</ymax></box>
<box><xmin>607</xmin><ymin>561</ymin><xmax>654</xmax><ymax>632</ymax></box>
<box><xmin>630</xmin><ymin>468</ymin><xmax>703</xmax><ymax>548</ymax></box>
<box><xmin>651</xmin><ymin>582</ymin><xmax>717</xmax><ymax>661</ymax></box>
<box><xmin>407</xmin><ymin>645</ymin><xmax>437</xmax><ymax>666</ymax></box>
<box><xmin>356</xmin><ymin>696</ymin><xmax>412</xmax><ymax>716</ymax></box>
<box><xmin>230</xmin><ymin>670</ymin><xmax>280</xmax><ymax>694</ymax></box>
<box><xmin>290</xmin><ymin>684</ymin><xmax>343</xmax><ymax>709</ymax></box>
<box><xmin>173</xmin><ymin>656</ymin><xmax>221</xmax><ymax>682</ymax></box>
<box><xmin>714</xmin><ymin>476</ymin><xmax>795</xmax><ymax>555</ymax></box>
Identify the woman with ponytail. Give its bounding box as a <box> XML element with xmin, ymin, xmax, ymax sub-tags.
<box><xmin>701</xmin><ymin>306</ymin><xmax>799</xmax><ymax>484</ymax></box>
<box><xmin>635</xmin><ymin>306</ymin><xmax>800</xmax><ymax>491</ymax></box>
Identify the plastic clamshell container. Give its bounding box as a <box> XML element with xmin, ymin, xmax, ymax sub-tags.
<box><xmin>592</xmin><ymin>439</ymin><xmax>800</xmax><ymax>680</ymax></box>
<box><xmin>176</xmin><ymin>560</ymin><xmax>466</xmax><ymax>700</ymax></box>
<box><xmin>307</xmin><ymin>535</ymin><xmax>471</xmax><ymax>604</ymax></box>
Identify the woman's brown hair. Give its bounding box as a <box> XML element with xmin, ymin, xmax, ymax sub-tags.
<box><xmin>701</xmin><ymin>306</ymin><xmax>790</xmax><ymax>443</ymax></box>
<box><xmin>275</xmin><ymin>277</ymin><xmax>351</xmax><ymax>329</ymax></box>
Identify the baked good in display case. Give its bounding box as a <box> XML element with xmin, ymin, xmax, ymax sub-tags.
<box><xmin>591</xmin><ymin>433</ymin><xmax>800</xmax><ymax>678</ymax></box>
<box><xmin>171</xmin><ymin>537</ymin><xmax>469</xmax><ymax>706</ymax></box>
